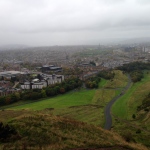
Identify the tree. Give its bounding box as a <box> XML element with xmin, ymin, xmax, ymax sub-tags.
<box><xmin>37</xmin><ymin>74</ymin><xmax>42</xmax><ymax>80</ymax></box>
<box><xmin>11</xmin><ymin>94</ymin><xmax>18</xmax><ymax>102</ymax></box>
<box><xmin>5</xmin><ymin>96</ymin><xmax>11</xmax><ymax>104</ymax></box>
<box><xmin>60</xmin><ymin>87</ymin><xmax>65</xmax><ymax>94</ymax></box>
<box><xmin>46</xmin><ymin>88</ymin><xmax>56</xmax><ymax>96</ymax></box>
<box><xmin>41</xmin><ymin>90</ymin><xmax>47</xmax><ymax>98</ymax></box>
<box><xmin>30</xmin><ymin>92</ymin><xmax>41</xmax><ymax>100</ymax></box>
<box><xmin>0</xmin><ymin>96</ymin><xmax>6</xmax><ymax>106</ymax></box>
<box><xmin>54</xmin><ymin>86</ymin><xmax>60</xmax><ymax>94</ymax></box>
<box><xmin>136</xmin><ymin>129</ymin><xmax>141</xmax><ymax>134</ymax></box>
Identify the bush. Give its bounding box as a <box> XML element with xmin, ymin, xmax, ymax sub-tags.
<box><xmin>132</xmin><ymin>114</ymin><xmax>136</xmax><ymax>119</ymax></box>
<box><xmin>30</xmin><ymin>92</ymin><xmax>42</xmax><ymax>100</ymax></box>
<box><xmin>144</xmin><ymin>108</ymin><xmax>149</xmax><ymax>111</ymax></box>
<box><xmin>136</xmin><ymin>129</ymin><xmax>141</xmax><ymax>134</ymax></box>
<box><xmin>122</xmin><ymin>131</ymin><xmax>133</xmax><ymax>142</ymax></box>
<box><xmin>0</xmin><ymin>122</ymin><xmax>17</xmax><ymax>142</ymax></box>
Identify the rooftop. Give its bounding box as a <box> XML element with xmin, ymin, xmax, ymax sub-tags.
<box><xmin>0</xmin><ymin>71</ymin><xmax>26</xmax><ymax>76</ymax></box>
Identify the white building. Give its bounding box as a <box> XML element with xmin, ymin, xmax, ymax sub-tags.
<box><xmin>20</xmin><ymin>74</ymin><xmax>64</xmax><ymax>90</ymax></box>
<box><xmin>20</xmin><ymin>82</ymin><xmax>30</xmax><ymax>90</ymax></box>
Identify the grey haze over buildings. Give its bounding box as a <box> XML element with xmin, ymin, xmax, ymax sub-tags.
<box><xmin>0</xmin><ymin>0</ymin><xmax>150</xmax><ymax>46</ymax></box>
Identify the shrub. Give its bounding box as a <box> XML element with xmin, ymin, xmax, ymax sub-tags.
<box><xmin>132</xmin><ymin>114</ymin><xmax>136</xmax><ymax>119</ymax></box>
<box><xmin>136</xmin><ymin>129</ymin><xmax>141</xmax><ymax>134</ymax></box>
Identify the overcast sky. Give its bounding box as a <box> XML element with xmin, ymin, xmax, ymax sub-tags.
<box><xmin>0</xmin><ymin>0</ymin><xmax>150</xmax><ymax>46</ymax></box>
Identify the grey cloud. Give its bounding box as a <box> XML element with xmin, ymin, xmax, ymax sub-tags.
<box><xmin>136</xmin><ymin>0</ymin><xmax>150</xmax><ymax>4</ymax></box>
<box><xmin>0</xmin><ymin>0</ymin><xmax>150</xmax><ymax>45</ymax></box>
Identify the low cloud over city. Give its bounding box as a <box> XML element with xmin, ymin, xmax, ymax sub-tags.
<box><xmin>0</xmin><ymin>0</ymin><xmax>150</xmax><ymax>45</ymax></box>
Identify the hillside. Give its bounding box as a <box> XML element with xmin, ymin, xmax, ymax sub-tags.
<box><xmin>111</xmin><ymin>71</ymin><xmax>150</xmax><ymax>147</ymax></box>
<box><xmin>1</xmin><ymin>68</ymin><xmax>149</xmax><ymax>149</ymax></box>
<box><xmin>0</xmin><ymin>110</ymin><xmax>148</xmax><ymax>150</ymax></box>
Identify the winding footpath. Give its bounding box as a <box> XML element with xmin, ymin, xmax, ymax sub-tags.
<box><xmin>104</xmin><ymin>74</ymin><xmax>132</xmax><ymax>130</ymax></box>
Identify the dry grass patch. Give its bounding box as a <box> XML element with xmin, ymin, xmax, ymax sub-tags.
<box><xmin>105</xmin><ymin>70</ymin><xmax>128</xmax><ymax>88</ymax></box>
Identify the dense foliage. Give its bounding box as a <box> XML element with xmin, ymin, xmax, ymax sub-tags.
<box><xmin>85</xmin><ymin>76</ymin><xmax>101</xmax><ymax>88</ymax></box>
<box><xmin>45</xmin><ymin>77</ymin><xmax>82</xmax><ymax>96</ymax></box>
<box><xmin>130</xmin><ymin>70</ymin><xmax>144</xmax><ymax>83</ymax></box>
<box><xmin>117</xmin><ymin>62</ymin><xmax>150</xmax><ymax>72</ymax></box>
<box><xmin>97</xmin><ymin>70</ymin><xmax>115</xmax><ymax>80</ymax></box>
<box><xmin>0</xmin><ymin>92</ymin><xmax>20</xmax><ymax>106</ymax></box>
<box><xmin>117</xmin><ymin>62</ymin><xmax>150</xmax><ymax>82</ymax></box>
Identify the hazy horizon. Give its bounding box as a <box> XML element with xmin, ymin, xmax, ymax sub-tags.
<box><xmin>1</xmin><ymin>0</ymin><xmax>150</xmax><ymax>46</ymax></box>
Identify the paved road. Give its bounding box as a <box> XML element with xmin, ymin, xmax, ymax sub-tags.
<box><xmin>104</xmin><ymin>74</ymin><xmax>132</xmax><ymax>130</ymax></box>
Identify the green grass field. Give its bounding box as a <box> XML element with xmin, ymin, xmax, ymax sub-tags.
<box><xmin>50</xmin><ymin>89</ymin><xmax>120</xmax><ymax>127</ymax></box>
<box><xmin>10</xmin><ymin>89</ymin><xmax>96</xmax><ymax>110</ymax></box>
<box><xmin>112</xmin><ymin>71</ymin><xmax>150</xmax><ymax>119</ymax></box>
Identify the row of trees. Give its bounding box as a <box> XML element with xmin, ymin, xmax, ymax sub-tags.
<box><xmin>0</xmin><ymin>92</ymin><xmax>20</xmax><ymax>106</ymax></box>
<box><xmin>45</xmin><ymin>77</ymin><xmax>82</xmax><ymax>96</ymax></box>
<box><xmin>117</xmin><ymin>62</ymin><xmax>150</xmax><ymax>72</ymax></box>
<box><xmin>0</xmin><ymin>78</ymin><xmax>82</xmax><ymax>106</ymax></box>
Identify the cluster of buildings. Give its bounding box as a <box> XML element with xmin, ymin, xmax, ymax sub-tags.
<box><xmin>0</xmin><ymin>71</ymin><xmax>24</xmax><ymax>96</ymax></box>
<box><xmin>0</xmin><ymin>71</ymin><xmax>26</xmax><ymax>80</ymax></box>
<box><xmin>0</xmin><ymin>70</ymin><xmax>64</xmax><ymax>95</ymax></box>
<box><xmin>20</xmin><ymin>74</ymin><xmax>64</xmax><ymax>90</ymax></box>
<box><xmin>0</xmin><ymin>45</ymin><xmax>150</xmax><ymax>97</ymax></box>
<box><xmin>36</xmin><ymin>65</ymin><xmax>62</xmax><ymax>73</ymax></box>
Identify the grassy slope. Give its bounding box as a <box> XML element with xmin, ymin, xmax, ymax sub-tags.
<box><xmin>10</xmin><ymin>89</ymin><xmax>96</xmax><ymax>110</ymax></box>
<box><xmin>112</xmin><ymin>71</ymin><xmax>150</xmax><ymax>147</ymax></box>
<box><xmin>0</xmin><ymin>110</ymin><xmax>148</xmax><ymax>150</ymax></box>
<box><xmin>112</xmin><ymin>71</ymin><xmax>150</xmax><ymax>119</ymax></box>
<box><xmin>50</xmin><ymin>89</ymin><xmax>118</xmax><ymax>127</ymax></box>
<box><xmin>2</xmin><ymin>70</ymin><xmax>150</xmax><ymax>148</ymax></box>
<box><xmin>50</xmin><ymin>71</ymin><xmax>127</xmax><ymax>127</ymax></box>
<box><xmin>45</xmin><ymin>106</ymin><xmax>101</xmax><ymax>126</ymax></box>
